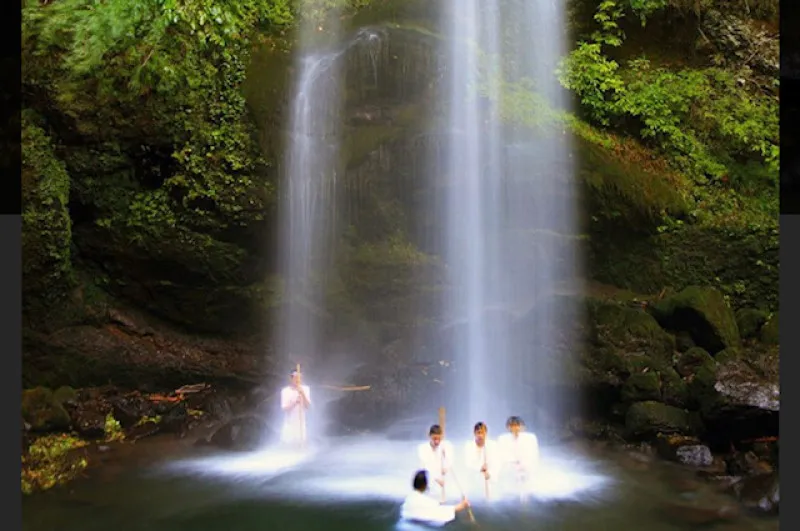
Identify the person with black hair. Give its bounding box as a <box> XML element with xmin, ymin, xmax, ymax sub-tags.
<box><xmin>400</xmin><ymin>470</ymin><xmax>471</xmax><ymax>526</ymax></box>
<box><xmin>416</xmin><ymin>424</ymin><xmax>455</xmax><ymax>498</ymax></box>
<box><xmin>279</xmin><ymin>368</ymin><xmax>311</xmax><ymax>445</ymax></box>
<box><xmin>498</xmin><ymin>416</ymin><xmax>539</xmax><ymax>489</ymax></box>
<box><xmin>463</xmin><ymin>421</ymin><xmax>499</xmax><ymax>496</ymax></box>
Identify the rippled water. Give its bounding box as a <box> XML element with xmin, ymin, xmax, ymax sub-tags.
<box><xmin>22</xmin><ymin>436</ymin><xmax>778</xmax><ymax>531</ymax></box>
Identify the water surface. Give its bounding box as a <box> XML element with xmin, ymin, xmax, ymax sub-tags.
<box><xmin>23</xmin><ymin>436</ymin><xmax>777</xmax><ymax>531</ymax></box>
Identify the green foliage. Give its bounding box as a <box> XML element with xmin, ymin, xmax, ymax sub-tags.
<box><xmin>22</xmin><ymin>0</ymin><xmax>292</xmax><ymax>237</ymax></box>
<box><xmin>559</xmin><ymin>48</ymin><xmax>778</xmax><ymax>194</ymax></box>
<box><xmin>104</xmin><ymin>413</ymin><xmax>125</xmax><ymax>442</ymax></box>
<box><xmin>21</xmin><ymin>110</ymin><xmax>74</xmax><ymax>311</ymax></box>
<box><xmin>21</xmin><ymin>434</ymin><xmax>88</xmax><ymax>494</ymax></box>
<box><xmin>556</xmin><ymin>43</ymin><xmax>625</xmax><ymax>125</ymax></box>
<box><xmin>592</xmin><ymin>0</ymin><xmax>626</xmax><ymax>46</ymax></box>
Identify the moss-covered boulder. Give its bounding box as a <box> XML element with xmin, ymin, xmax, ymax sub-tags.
<box><xmin>625</xmin><ymin>401</ymin><xmax>692</xmax><ymax>438</ymax></box>
<box><xmin>52</xmin><ymin>386</ymin><xmax>78</xmax><ymax>405</ymax></box>
<box><xmin>714</xmin><ymin>347</ymin><xmax>741</xmax><ymax>365</ymax></box>
<box><xmin>649</xmin><ymin>286</ymin><xmax>740</xmax><ymax>354</ymax></box>
<box><xmin>621</xmin><ymin>372</ymin><xmax>661</xmax><ymax>402</ymax></box>
<box><xmin>589</xmin><ymin>300</ymin><xmax>676</xmax><ymax>368</ymax></box>
<box><xmin>735</xmin><ymin>308</ymin><xmax>769</xmax><ymax>340</ymax></box>
<box><xmin>22</xmin><ymin>387</ymin><xmax>72</xmax><ymax>432</ymax></box>
<box><xmin>660</xmin><ymin>367</ymin><xmax>690</xmax><ymax>408</ymax></box>
<box><xmin>759</xmin><ymin>313</ymin><xmax>779</xmax><ymax>345</ymax></box>
<box><xmin>676</xmin><ymin>347</ymin><xmax>714</xmax><ymax>378</ymax></box>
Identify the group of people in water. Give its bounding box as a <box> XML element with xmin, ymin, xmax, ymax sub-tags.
<box><xmin>279</xmin><ymin>369</ymin><xmax>540</xmax><ymax>526</ymax></box>
<box><xmin>402</xmin><ymin>417</ymin><xmax>540</xmax><ymax>525</ymax></box>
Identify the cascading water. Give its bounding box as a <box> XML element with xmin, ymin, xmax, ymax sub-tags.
<box><xmin>271</xmin><ymin>16</ymin><xmax>383</xmax><ymax>443</ymax></box>
<box><xmin>437</xmin><ymin>0</ymin><xmax>580</xmax><ymax>435</ymax></box>
<box><xmin>159</xmin><ymin>3</ymin><xmax>608</xmax><ymax>510</ymax></box>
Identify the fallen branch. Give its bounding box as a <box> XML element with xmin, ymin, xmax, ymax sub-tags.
<box><xmin>320</xmin><ymin>385</ymin><xmax>371</xmax><ymax>392</ymax></box>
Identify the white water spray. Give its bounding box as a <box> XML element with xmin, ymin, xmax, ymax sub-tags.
<box><xmin>436</xmin><ymin>0</ymin><xmax>580</xmax><ymax>435</ymax></box>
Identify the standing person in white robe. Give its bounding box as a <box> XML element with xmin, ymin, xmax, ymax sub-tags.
<box><xmin>417</xmin><ymin>424</ymin><xmax>455</xmax><ymax>500</ymax></box>
<box><xmin>463</xmin><ymin>421</ymin><xmax>500</xmax><ymax>499</ymax></box>
<box><xmin>497</xmin><ymin>416</ymin><xmax>540</xmax><ymax>495</ymax></box>
<box><xmin>279</xmin><ymin>369</ymin><xmax>311</xmax><ymax>446</ymax></box>
<box><xmin>400</xmin><ymin>470</ymin><xmax>471</xmax><ymax>527</ymax></box>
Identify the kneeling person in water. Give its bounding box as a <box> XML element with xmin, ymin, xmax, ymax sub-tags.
<box><xmin>400</xmin><ymin>470</ymin><xmax>471</xmax><ymax>526</ymax></box>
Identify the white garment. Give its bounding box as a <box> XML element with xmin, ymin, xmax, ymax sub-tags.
<box><xmin>400</xmin><ymin>491</ymin><xmax>456</xmax><ymax>527</ymax></box>
<box><xmin>280</xmin><ymin>385</ymin><xmax>311</xmax><ymax>444</ymax></box>
<box><xmin>417</xmin><ymin>441</ymin><xmax>455</xmax><ymax>484</ymax></box>
<box><xmin>497</xmin><ymin>432</ymin><xmax>539</xmax><ymax>475</ymax></box>
<box><xmin>463</xmin><ymin>439</ymin><xmax>500</xmax><ymax>474</ymax></box>
<box><xmin>462</xmin><ymin>439</ymin><xmax>500</xmax><ymax>496</ymax></box>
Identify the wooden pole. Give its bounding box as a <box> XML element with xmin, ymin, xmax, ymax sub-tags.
<box><xmin>439</xmin><ymin>406</ymin><xmax>476</xmax><ymax>524</ymax></box>
<box><xmin>296</xmin><ymin>363</ymin><xmax>306</xmax><ymax>446</ymax></box>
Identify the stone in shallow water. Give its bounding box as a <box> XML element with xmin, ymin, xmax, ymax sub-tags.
<box><xmin>736</xmin><ymin>473</ymin><xmax>779</xmax><ymax>514</ymax></box>
<box><xmin>675</xmin><ymin>445</ymin><xmax>714</xmax><ymax>468</ymax></box>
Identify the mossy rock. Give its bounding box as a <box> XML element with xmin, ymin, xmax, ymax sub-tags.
<box><xmin>22</xmin><ymin>387</ymin><xmax>72</xmax><ymax>432</ymax></box>
<box><xmin>715</xmin><ymin>347</ymin><xmax>742</xmax><ymax>365</ymax></box>
<box><xmin>588</xmin><ymin>225</ymin><xmax>779</xmax><ymax>314</ymax></box>
<box><xmin>52</xmin><ymin>386</ymin><xmax>78</xmax><ymax>405</ymax></box>
<box><xmin>735</xmin><ymin>308</ymin><xmax>769</xmax><ymax>340</ymax></box>
<box><xmin>621</xmin><ymin>371</ymin><xmax>661</xmax><ymax>402</ymax></box>
<box><xmin>660</xmin><ymin>367</ymin><xmax>690</xmax><ymax>408</ymax></box>
<box><xmin>687</xmin><ymin>361</ymin><xmax>721</xmax><ymax>413</ymax></box>
<box><xmin>676</xmin><ymin>347</ymin><xmax>714</xmax><ymax>377</ymax></box>
<box><xmin>589</xmin><ymin>300</ymin><xmax>676</xmax><ymax>366</ymax></box>
<box><xmin>759</xmin><ymin>313</ymin><xmax>779</xmax><ymax>345</ymax></box>
<box><xmin>649</xmin><ymin>286</ymin><xmax>740</xmax><ymax>354</ymax></box>
<box><xmin>625</xmin><ymin>401</ymin><xmax>692</xmax><ymax>438</ymax></box>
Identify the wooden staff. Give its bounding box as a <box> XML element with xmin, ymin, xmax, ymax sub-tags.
<box><xmin>296</xmin><ymin>363</ymin><xmax>307</xmax><ymax>446</ymax></box>
<box><xmin>439</xmin><ymin>407</ymin><xmax>476</xmax><ymax>524</ymax></box>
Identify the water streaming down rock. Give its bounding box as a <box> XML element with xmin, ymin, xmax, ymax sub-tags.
<box><xmin>435</xmin><ymin>0</ymin><xmax>581</xmax><ymax>435</ymax></box>
<box><xmin>271</xmin><ymin>20</ymin><xmax>383</xmax><ymax>441</ymax></box>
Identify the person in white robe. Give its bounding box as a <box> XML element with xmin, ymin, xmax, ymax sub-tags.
<box><xmin>463</xmin><ymin>421</ymin><xmax>500</xmax><ymax>499</ymax></box>
<box><xmin>400</xmin><ymin>470</ymin><xmax>470</xmax><ymax>527</ymax></box>
<box><xmin>280</xmin><ymin>369</ymin><xmax>311</xmax><ymax>445</ymax></box>
<box><xmin>497</xmin><ymin>416</ymin><xmax>539</xmax><ymax>495</ymax></box>
<box><xmin>416</xmin><ymin>424</ymin><xmax>455</xmax><ymax>500</ymax></box>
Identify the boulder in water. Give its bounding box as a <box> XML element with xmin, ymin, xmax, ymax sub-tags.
<box><xmin>656</xmin><ymin>434</ymin><xmax>713</xmax><ymax>467</ymax></box>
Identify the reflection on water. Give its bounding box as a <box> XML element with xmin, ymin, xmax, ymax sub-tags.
<box><xmin>22</xmin><ymin>436</ymin><xmax>778</xmax><ymax>531</ymax></box>
<box><xmin>159</xmin><ymin>436</ymin><xmax>611</xmax><ymax>504</ymax></box>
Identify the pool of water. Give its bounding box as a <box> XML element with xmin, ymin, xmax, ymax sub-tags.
<box><xmin>22</xmin><ymin>436</ymin><xmax>778</xmax><ymax>531</ymax></box>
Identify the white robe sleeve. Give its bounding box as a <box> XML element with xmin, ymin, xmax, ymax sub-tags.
<box><xmin>301</xmin><ymin>385</ymin><xmax>311</xmax><ymax>405</ymax></box>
